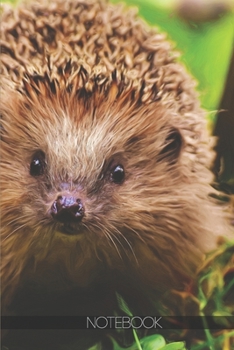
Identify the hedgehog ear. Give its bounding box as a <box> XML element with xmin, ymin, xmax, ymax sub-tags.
<box><xmin>159</xmin><ymin>128</ymin><xmax>183</xmax><ymax>164</ymax></box>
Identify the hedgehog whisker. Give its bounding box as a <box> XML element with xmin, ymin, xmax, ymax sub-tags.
<box><xmin>82</xmin><ymin>222</ymin><xmax>92</xmax><ymax>234</ymax></box>
<box><xmin>89</xmin><ymin>217</ymin><xmax>124</xmax><ymax>260</ymax></box>
<box><xmin>124</xmin><ymin>223</ymin><xmax>146</xmax><ymax>244</ymax></box>
<box><xmin>5</xmin><ymin>214</ymin><xmax>29</xmax><ymax>227</ymax></box>
<box><xmin>88</xmin><ymin>220</ymin><xmax>103</xmax><ymax>234</ymax></box>
<box><xmin>2</xmin><ymin>223</ymin><xmax>27</xmax><ymax>242</ymax></box>
<box><xmin>107</xmin><ymin>227</ymin><xmax>127</xmax><ymax>254</ymax></box>
<box><xmin>104</xmin><ymin>228</ymin><xmax>123</xmax><ymax>260</ymax></box>
<box><xmin>112</xmin><ymin>225</ymin><xmax>139</xmax><ymax>265</ymax></box>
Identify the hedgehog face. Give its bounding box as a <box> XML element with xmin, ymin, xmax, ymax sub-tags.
<box><xmin>0</xmin><ymin>79</ymin><xmax>184</xmax><ymax>259</ymax></box>
<box><xmin>0</xmin><ymin>0</ymin><xmax>207</xmax><ymax>274</ymax></box>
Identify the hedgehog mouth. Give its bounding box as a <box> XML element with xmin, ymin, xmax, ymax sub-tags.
<box><xmin>58</xmin><ymin>223</ymin><xmax>81</xmax><ymax>235</ymax></box>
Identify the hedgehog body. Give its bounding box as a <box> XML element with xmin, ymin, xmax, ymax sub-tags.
<box><xmin>0</xmin><ymin>0</ymin><xmax>230</xmax><ymax>318</ymax></box>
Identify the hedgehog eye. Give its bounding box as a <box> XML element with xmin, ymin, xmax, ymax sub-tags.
<box><xmin>30</xmin><ymin>150</ymin><xmax>46</xmax><ymax>176</ymax></box>
<box><xmin>110</xmin><ymin>164</ymin><xmax>125</xmax><ymax>184</ymax></box>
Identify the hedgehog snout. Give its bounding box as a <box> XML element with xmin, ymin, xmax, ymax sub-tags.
<box><xmin>50</xmin><ymin>194</ymin><xmax>85</xmax><ymax>223</ymax></box>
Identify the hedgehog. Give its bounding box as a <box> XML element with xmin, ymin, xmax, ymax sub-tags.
<box><xmin>0</xmin><ymin>0</ymin><xmax>232</xmax><ymax>321</ymax></box>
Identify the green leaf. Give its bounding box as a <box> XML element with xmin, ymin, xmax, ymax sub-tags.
<box><xmin>88</xmin><ymin>343</ymin><xmax>102</xmax><ymax>350</ymax></box>
<box><xmin>141</xmin><ymin>334</ymin><xmax>166</xmax><ymax>350</ymax></box>
<box><xmin>116</xmin><ymin>292</ymin><xmax>133</xmax><ymax>317</ymax></box>
<box><xmin>160</xmin><ymin>342</ymin><xmax>186</xmax><ymax>350</ymax></box>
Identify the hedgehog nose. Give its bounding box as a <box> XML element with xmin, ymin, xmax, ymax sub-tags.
<box><xmin>51</xmin><ymin>196</ymin><xmax>84</xmax><ymax>223</ymax></box>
